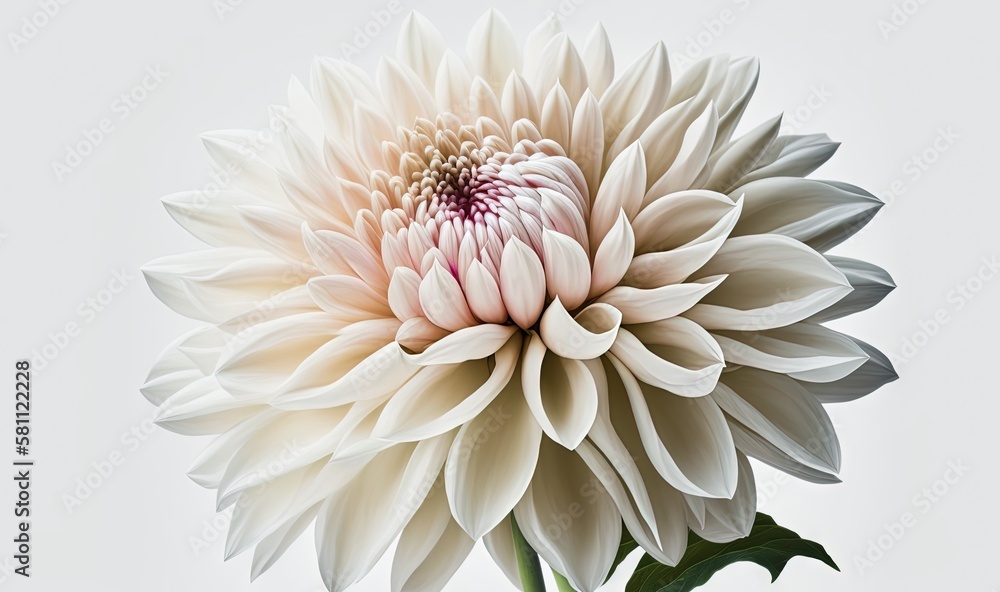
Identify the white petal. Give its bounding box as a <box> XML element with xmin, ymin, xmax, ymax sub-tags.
<box><xmin>631</xmin><ymin>189</ymin><xmax>737</xmax><ymax>254</ymax></box>
<box><xmin>419</xmin><ymin>261</ymin><xmax>477</xmax><ymax>332</ymax></box>
<box><xmin>403</xmin><ymin>323</ymin><xmax>518</xmax><ymax>365</ymax></box>
<box><xmin>599</xmin><ymin>275</ymin><xmax>726</xmax><ymax>325</ymax></box>
<box><xmin>522</xmin><ymin>333</ymin><xmax>599</xmax><ymax>449</ymax></box>
<box><xmin>590</xmin><ymin>210</ymin><xmax>635</xmax><ymax>298</ymax></box>
<box><xmin>601</xmin><ymin>43</ymin><xmax>671</xmax><ymax>159</ymax></box>
<box><xmin>502</xmin><ymin>71</ymin><xmax>541</xmax><ymax>126</ymax></box>
<box><xmin>465</xmin><ymin>259</ymin><xmax>509</xmax><ymax>324</ymax></box>
<box><xmin>542</xmin><ymin>229</ymin><xmax>591</xmax><ymax>310</ymax></box>
<box><xmin>397</xmin><ymin>11</ymin><xmax>448</xmax><ymax>90</ymax></box>
<box><xmin>541</xmin><ymin>83</ymin><xmax>573</xmax><ymax>148</ymax></box>
<box><xmin>514</xmin><ymin>439</ymin><xmax>621</xmax><ymax>592</ymax></box>
<box><xmin>388</xmin><ymin>266</ymin><xmax>424</xmax><ymax>321</ymax></box>
<box><xmin>435</xmin><ymin>50</ymin><xmax>473</xmax><ymax>117</ymax></box>
<box><xmin>685</xmin><ymin>235</ymin><xmax>852</xmax><ymax>331</ymax></box>
<box><xmin>687</xmin><ymin>452</ymin><xmax>756</xmax><ymax>543</ymax></box>
<box><xmin>590</xmin><ymin>142</ymin><xmax>646</xmax><ymax>248</ymax></box>
<box><xmin>539</xmin><ymin>300</ymin><xmax>621</xmax><ymax>360</ymax></box>
<box><xmin>581</xmin><ymin>24</ymin><xmax>614</xmax><ymax>98</ymax></box>
<box><xmin>800</xmin><ymin>337</ymin><xmax>898</xmax><ymax>404</ymax></box>
<box><xmin>483</xmin><ymin>516</ymin><xmax>524</xmax><ymax>591</ymax></box>
<box><xmin>308</xmin><ymin>275</ymin><xmax>391</xmax><ymax>321</ymax></box>
<box><xmin>378</xmin><ymin>57</ymin><xmax>436</xmax><ymax>127</ymax></box>
<box><xmin>806</xmin><ymin>256</ymin><xmax>895</xmax><ymax>323</ymax></box>
<box><xmin>445</xmin><ymin>374</ymin><xmax>542</xmax><ymax>539</ymax></box>
<box><xmin>466</xmin><ymin>9</ymin><xmax>521</xmax><ymax>92</ymax></box>
<box><xmin>570</xmin><ymin>91</ymin><xmax>604</xmax><ymax>203</ymax></box>
<box><xmin>523</xmin><ymin>13</ymin><xmax>564</xmax><ymax>83</ymax></box>
<box><xmin>528</xmin><ymin>33</ymin><xmax>589</xmax><ymax>105</ymax></box>
<box><xmin>609</xmin><ymin>318</ymin><xmax>724</xmax><ymax>397</ymax></box>
<box><xmin>704</xmin><ymin>115</ymin><xmax>782</xmax><ymax>194</ymax></box>
<box><xmin>499</xmin><ymin>237</ymin><xmax>546</xmax><ymax>330</ymax></box>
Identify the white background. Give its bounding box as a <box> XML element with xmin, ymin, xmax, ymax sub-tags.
<box><xmin>1</xmin><ymin>0</ymin><xmax>997</xmax><ymax>590</ymax></box>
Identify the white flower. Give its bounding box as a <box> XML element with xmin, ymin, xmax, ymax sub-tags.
<box><xmin>142</xmin><ymin>10</ymin><xmax>896</xmax><ymax>592</ymax></box>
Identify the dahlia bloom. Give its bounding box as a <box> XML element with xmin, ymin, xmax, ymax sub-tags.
<box><xmin>142</xmin><ymin>10</ymin><xmax>896</xmax><ymax>592</ymax></box>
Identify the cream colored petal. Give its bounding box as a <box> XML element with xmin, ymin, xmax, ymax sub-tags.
<box><xmin>499</xmin><ymin>237</ymin><xmax>546</xmax><ymax>330</ymax></box>
<box><xmin>686</xmin><ymin>451</ymin><xmax>756</xmax><ymax>543</ymax></box>
<box><xmin>403</xmin><ymin>323</ymin><xmax>518</xmax><ymax>365</ymax></box>
<box><xmin>703</xmin><ymin>114</ymin><xmax>782</xmax><ymax>194</ymax></box>
<box><xmin>483</xmin><ymin>515</ymin><xmax>524</xmax><ymax>591</ymax></box>
<box><xmin>609</xmin><ymin>318</ymin><xmax>724</xmax><ymax>397</ymax></box>
<box><xmin>541</xmin><ymin>83</ymin><xmax>573</xmax><ymax>147</ymax></box>
<box><xmin>419</xmin><ymin>261</ymin><xmax>478</xmax><ymax>332</ymax></box>
<box><xmin>502</xmin><ymin>71</ymin><xmax>541</xmax><ymax>127</ymax></box>
<box><xmin>435</xmin><ymin>50</ymin><xmax>473</xmax><ymax>117</ymax></box>
<box><xmin>378</xmin><ymin>57</ymin><xmax>436</xmax><ymax>127</ymax></box>
<box><xmin>539</xmin><ymin>300</ymin><xmax>621</xmax><ymax>360</ymax></box>
<box><xmin>599</xmin><ymin>275</ymin><xmax>726</xmax><ymax>325</ymax></box>
<box><xmin>466</xmin><ymin>9</ymin><xmax>521</xmax><ymax>92</ymax></box>
<box><xmin>590</xmin><ymin>210</ymin><xmax>635</xmax><ymax>299</ymax></box>
<box><xmin>570</xmin><ymin>91</ymin><xmax>604</xmax><ymax>203</ymax></box>
<box><xmin>397</xmin><ymin>11</ymin><xmax>448</xmax><ymax>90</ymax></box>
<box><xmin>541</xmin><ymin>229</ymin><xmax>591</xmax><ymax>310</ymax></box>
<box><xmin>522</xmin><ymin>333</ymin><xmax>599</xmax><ymax>449</ymax></box>
<box><xmin>581</xmin><ymin>24</ymin><xmax>614</xmax><ymax>98</ymax></box>
<box><xmin>600</xmin><ymin>42</ymin><xmax>671</xmax><ymax>157</ymax></box>
<box><xmin>308</xmin><ymin>275</ymin><xmax>391</xmax><ymax>321</ymax></box>
<box><xmin>464</xmin><ymin>259</ymin><xmax>509</xmax><ymax>325</ymax></box>
<box><xmin>590</xmin><ymin>142</ymin><xmax>646</xmax><ymax>248</ymax></box>
<box><xmin>528</xmin><ymin>33</ymin><xmax>589</xmax><ymax>106</ymax></box>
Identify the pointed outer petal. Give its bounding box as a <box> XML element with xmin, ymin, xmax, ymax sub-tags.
<box><xmin>685</xmin><ymin>235</ymin><xmax>853</xmax><ymax>331</ymax></box>
<box><xmin>307</xmin><ymin>275</ymin><xmax>391</xmax><ymax>321</ymax></box>
<box><xmin>286</xmin><ymin>74</ymin><xmax>325</xmax><ymax>143</ymax></box>
<box><xmin>161</xmin><ymin>190</ymin><xmax>266</xmax><ymax>248</ymax></box>
<box><xmin>173</xmin><ymin>328</ymin><xmax>227</xmax><ymax>375</ymax></box>
<box><xmin>806</xmin><ymin>256</ymin><xmax>896</xmax><ymax>323</ymax></box>
<box><xmin>541</xmin><ymin>83</ymin><xmax>573</xmax><ymax>147</ymax></box>
<box><xmin>589</xmin><ymin>210</ymin><xmax>636</xmax><ymax>298</ymax></box>
<box><xmin>499</xmin><ymin>237</ymin><xmax>546</xmax><ymax>330</ymax></box>
<box><xmin>521</xmin><ymin>332</ymin><xmax>599</xmax><ymax>449</ymax></box>
<box><xmin>570</xmin><ymin>91</ymin><xmax>604</xmax><ymax>203</ymax></box>
<box><xmin>645</xmin><ymin>103</ymin><xmax>720</xmax><ymax>199</ymax></box>
<box><xmin>271</xmin><ymin>319</ymin><xmax>401</xmax><ymax>403</ymax></box>
<box><xmin>636</xmin><ymin>99</ymin><xmax>712</xmax><ymax>197</ymax></box>
<box><xmin>214</xmin><ymin>407</ymin><xmax>350</xmax><ymax>509</ymax></box>
<box><xmin>714</xmin><ymin>323</ymin><xmax>869</xmax><ymax>383</ymax></box>
<box><xmin>609</xmin><ymin>317</ymin><xmax>724</xmax><ymax>397</ymax></box>
<box><xmin>142</xmin><ymin>249</ymin><xmax>307</xmax><ymax>324</ymax></box>
<box><xmin>539</xmin><ymin>188</ymin><xmax>589</xmax><ymax>252</ymax></box>
<box><xmin>234</xmin><ymin>205</ymin><xmax>312</xmax><ymax>264</ymax></box>
<box><xmin>354</xmin><ymin>101</ymin><xmax>395</xmax><ymax>172</ymax></box>
<box><xmin>686</xmin><ymin>451</ymin><xmax>756</xmax><ymax>543</ymax></box>
<box><xmin>212</xmin><ymin>311</ymin><xmax>344</xmax><ymax>399</ymax></box>
<box><xmin>419</xmin><ymin>261</ymin><xmax>478</xmax><ymax>331</ymax></box>
<box><xmin>704</xmin><ymin>114</ymin><xmax>782</xmax><ymax>194</ymax></box>
<box><xmin>378</xmin><ymin>57</ymin><xmax>436</xmax><ymax>127</ymax></box>
<box><xmin>435</xmin><ymin>50</ymin><xmax>474</xmax><ymax>117</ymax></box>
<box><xmin>529</xmin><ymin>34</ymin><xmax>589</xmax><ymax>106</ymax></box>
<box><xmin>540</xmin><ymin>300</ymin><xmax>621</xmax><ymax>360</ymax></box>
<box><xmin>470</xmin><ymin>77</ymin><xmax>507</xmax><ymax>127</ymax></box>
<box><xmin>276</xmin><ymin>167</ymin><xmax>346</xmax><ymax>229</ymax></box>
<box><xmin>155</xmin><ymin>376</ymin><xmax>262</xmax><ymax>436</ymax></box>
<box><xmin>607</xmin><ymin>353</ymin><xmax>737</xmax><ymax>499</ymax></box>
<box><xmin>310</xmin><ymin>58</ymin><xmax>357</xmax><ymax>141</ymax></box>
<box><xmin>325</xmin><ymin>134</ymin><xmax>369</xmax><ymax>184</ymax></box>
<box><xmin>445</xmin><ymin>370</ymin><xmax>543</xmax><ymax>539</ymax></box>
<box><xmin>599</xmin><ymin>275</ymin><xmax>727</xmax><ymax>325</ymax></box>
<box><xmin>590</xmin><ymin>142</ymin><xmax>646</xmax><ymax>248</ymax></box>
<box><xmin>397</xmin><ymin>12</ymin><xmax>448</xmax><ymax>90</ymax></box>
<box><xmin>727</xmin><ymin>419</ymin><xmax>841</xmax><ymax>484</ymax></box>
<box><xmin>466</xmin><ymin>9</ymin><xmax>521</xmax><ymax>92</ymax></box>
<box><xmin>715</xmin><ymin>368</ymin><xmax>841</xmax><ymax>475</ymax></box>
<box><xmin>541</xmin><ymin>230</ymin><xmax>591</xmax><ymax>310</ymax></box>
<box><xmin>514</xmin><ymin>439</ymin><xmax>622</xmax><ymax>592</ymax></box>
<box><xmin>624</xmin><ymin>197</ymin><xmax>742</xmax><ymax>289</ymax></box>
<box><xmin>302</xmin><ymin>225</ymin><xmax>388</xmax><ymax>290</ymax></box>
<box><xmin>199</xmin><ymin>132</ymin><xmax>284</xmax><ymax>198</ymax></box>
<box><xmin>464</xmin><ymin>259</ymin><xmax>509</xmax><ymax>324</ymax></box>
<box><xmin>522</xmin><ymin>13</ymin><xmax>564</xmax><ymax>84</ymax></box>
<box><xmin>315</xmin><ymin>436</ymin><xmax>452</xmax><ymax>592</ymax></box>
<box><xmin>502</xmin><ymin>72</ymin><xmax>541</xmax><ymax>127</ymax></box>
<box><xmin>714</xmin><ymin>57</ymin><xmax>761</xmax><ymax>149</ymax></box>
<box><xmin>728</xmin><ymin>178</ymin><xmax>885</xmax><ymax>253</ymax></box>
<box><xmin>403</xmin><ymin>323</ymin><xmax>518</xmax><ymax>365</ymax></box>
<box><xmin>215</xmin><ymin>284</ymin><xmax>322</xmax><ymax>337</ymax></box>
<box><xmin>799</xmin><ymin>337</ymin><xmax>898</xmax><ymax>404</ymax></box>
<box><xmin>581</xmin><ymin>24</ymin><xmax>615</xmax><ymax>98</ymax></box>
<box><xmin>735</xmin><ymin>134</ymin><xmax>840</xmax><ymax>187</ymax></box>
<box><xmin>600</xmin><ymin>43</ymin><xmax>671</xmax><ymax>157</ymax></box>
<box><xmin>387</xmin><ymin>266</ymin><xmax>424</xmax><ymax>322</ymax></box>
<box><xmin>250</xmin><ymin>502</ymin><xmax>322</xmax><ymax>581</ymax></box>
<box><xmin>374</xmin><ymin>335</ymin><xmax>521</xmax><ymax>442</ymax></box>
<box><xmin>483</xmin><ymin>515</ymin><xmax>524</xmax><ymax>591</ymax></box>
<box><xmin>394</xmin><ymin>316</ymin><xmax>450</xmax><ymax>353</ymax></box>
<box><xmin>391</xmin><ymin>477</ymin><xmax>475</xmax><ymax>592</ymax></box>
<box><xmin>225</xmin><ymin>461</ymin><xmax>325</xmax><ymax>560</ymax></box>
<box><xmin>141</xmin><ymin>327</ymin><xmax>219</xmax><ymax>405</ymax></box>
<box><xmin>631</xmin><ymin>189</ymin><xmax>737</xmax><ymax>254</ymax></box>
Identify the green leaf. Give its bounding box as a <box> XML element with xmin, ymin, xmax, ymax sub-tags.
<box><xmin>605</xmin><ymin>525</ymin><xmax>640</xmax><ymax>583</ymax></box>
<box><xmin>625</xmin><ymin>513</ymin><xmax>839</xmax><ymax>592</ymax></box>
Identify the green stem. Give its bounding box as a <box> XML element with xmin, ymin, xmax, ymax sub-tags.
<box><xmin>510</xmin><ymin>515</ymin><xmax>546</xmax><ymax>592</ymax></box>
<box><xmin>553</xmin><ymin>571</ymin><xmax>576</xmax><ymax>592</ymax></box>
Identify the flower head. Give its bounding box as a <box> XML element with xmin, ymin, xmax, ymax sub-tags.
<box><xmin>143</xmin><ymin>10</ymin><xmax>896</xmax><ymax>592</ymax></box>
